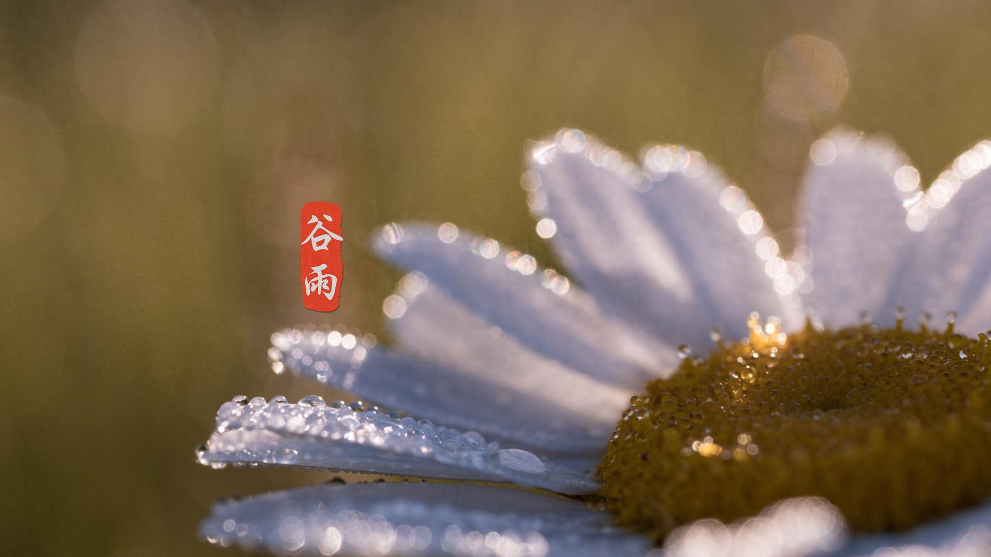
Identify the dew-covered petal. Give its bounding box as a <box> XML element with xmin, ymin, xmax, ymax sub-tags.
<box><xmin>198</xmin><ymin>396</ymin><xmax>599</xmax><ymax>495</ymax></box>
<box><xmin>826</xmin><ymin>497</ymin><xmax>991</xmax><ymax>557</ymax></box>
<box><xmin>661</xmin><ymin>497</ymin><xmax>847</xmax><ymax>557</ymax></box>
<box><xmin>635</xmin><ymin>144</ymin><xmax>803</xmax><ymax>338</ymax></box>
<box><xmin>798</xmin><ymin>128</ymin><xmax>919</xmax><ymax>329</ymax></box>
<box><xmin>373</xmin><ymin>223</ymin><xmax>672</xmax><ymax>389</ymax></box>
<box><xmin>880</xmin><ymin>141</ymin><xmax>991</xmax><ymax>335</ymax></box>
<box><xmin>961</xmin><ymin>283</ymin><xmax>991</xmax><ymax>338</ymax></box>
<box><xmin>271</xmin><ymin>328</ymin><xmax>617</xmax><ymax>454</ymax></box>
<box><xmin>526</xmin><ymin>130</ymin><xmax>797</xmax><ymax>352</ymax></box>
<box><xmin>386</xmin><ymin>277</ymin><xmax>634</xmax><ymax>423</ymax></box>
<box><xmin>200</xmin><ymin>482</ymin><xmax>652</xmax><ymax>557</ymax></box>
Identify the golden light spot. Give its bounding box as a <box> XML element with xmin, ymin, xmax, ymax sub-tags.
<box><xmin>75</xmin><ymin>0</ymin><xmax>219</xmax><ymax>133</ymax></box>
<box><xmin>763</xmin><ymin>35</ymin><xmax>849</xmax><ymax>122</ymax></box>
<box><xmin>598</xmin><ymin>316</ymin><xmax>991</xmax><ymax>541</ymax></box>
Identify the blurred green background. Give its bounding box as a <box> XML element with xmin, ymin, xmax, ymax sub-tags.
<box><xmin>4</xmin><ymin>0</ymin><xmax>991</xmax><ymax>555</ymax></box>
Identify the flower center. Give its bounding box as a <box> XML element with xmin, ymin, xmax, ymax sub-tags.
<box><xmin>598</xmin><ymin>313</ymin><xmax>991</xmax><ymax>540</ymax></box>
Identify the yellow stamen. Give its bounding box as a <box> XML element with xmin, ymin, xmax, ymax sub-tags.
<box><xmin>598</xmin><ymin>316</ymin><xmax>991</xmax><ymax>540</ymax></box>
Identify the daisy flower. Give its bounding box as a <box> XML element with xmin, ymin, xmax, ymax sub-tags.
<box><xmin>197</xmin><ymin>128</ymin><xmax>991</xmax><ymax>557</ymax></box>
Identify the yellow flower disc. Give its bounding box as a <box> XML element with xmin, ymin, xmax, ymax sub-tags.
<box><xmin>598</xmin><ymin>316</ymin><xmax>991</xmax><ymax>540</ymax></box>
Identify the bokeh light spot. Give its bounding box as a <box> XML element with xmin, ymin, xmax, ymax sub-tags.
<box><xmin>763</xmin><ymin>35</ymin><xmax>849</xmax><ymax>122</ymax></box>
<box><xmin>75</xmin><ymin>0</ymin><xmax>219</xmax><ymax>133</ymax></box>
<box><xmin>0</xmin><ymin>97</ymin><xmax>65</xmax><ymax>243</ymax></box>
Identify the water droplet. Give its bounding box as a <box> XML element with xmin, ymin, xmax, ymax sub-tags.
<box><xmin>493</xmin><ymin>448</ymin><xmax>546</xmax><ymax>474</ymax></box>
<box><xmin>535</xmin><ymin>218</ymin><xmax>557</xmax><ymax>239</ymax></box>
<box><xmin>437</xmin><ymin>222</ymin><xmax>459</xmax><ymax>244</ymax></box>
<box><xmin>810</xmin><ymin>138</ymin><xmax>837</xmax><ymax>166</ymax></box>
<box><xmin>677</xmin><ymin>345</ymin><xmax>691</xmax><ymax>359</ymax></box>
<box><xmin>710</xmin><ymin>327</ymin><xmax>723</xmax><ymax>343</ymax></box>
<box><xmin>349</xmin><ymin>401</ymin><xmax>365</xmax><ymax>412</ymax></box>
<box><xmin>519</xmin><ymin>169</ymin><xmax>542</xmax><ymax>191</ymax></box>
<box><xmin>380</xmin><ymin>223</ymin><xmax>403</xmax><ymax>245</ymax></box>
<box><xmin>299</xmin><ymin>395</ymin><xmax>326</xmax><ymax>407</ymax></box>
<box><xmin>271</xmin><ymin>395</ymin><xmax>288</xmax><ymax>404</ymax></box>
<box><xmin>859</xmin><ymin>311</ymin><xmax>872</xmax><ymax>325</ymax></box>
<box><xmin>382</xmin><ymin>295</ymin><xmax>408</xmax><ymax>319</ymax></box>
<box><xmin>232</xmin><ymin>395</ymin><xmax>248</xmax><ymax>406</ymax></box>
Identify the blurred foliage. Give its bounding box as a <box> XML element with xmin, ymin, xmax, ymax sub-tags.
<box><xmin>3</xmin><ymin>0</ymin><xmax>991</xmax><ymax>555</ymax></box>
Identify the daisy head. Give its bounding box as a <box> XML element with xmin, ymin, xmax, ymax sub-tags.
<box><xmin>197</xmin><ymin>128</ymin><xmax>991</xmax><ymax>556</ymax></box>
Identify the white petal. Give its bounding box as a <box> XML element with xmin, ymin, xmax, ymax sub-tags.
<box><xmin>635</xmin><ymin>145</ymin><xmax>803</xmax><ymax>337</ymax></box>
<box><xmin>197</xmin><ymin>396</ymin><xmax>599</xmax><ymax>495</ymax></box>
<box><xmin>831</xmin><ymin>498</ymin><xmax>991</xmax><ymax>557</ymax></box>
<box><xmin>387</xmin><ymin>280</ymin><xmax>634</xmax><ymax>427</ymax></box>
<box><xmin>527</xmin><ymin>130</ymin><xmax>796</xmax><ymax>352</ymax></box>
<box><xmin>200</xmin><ymin>482</ymin><xmax>652</xmax><ymax>557</ymax></box>
<box><xmin>373</xmin><ymin>223</ymin><xmax>672</xmax><ymax>389</ymax></box>
<box><xmin>881</xmin><ymin>141</ymin><xmax>991</xmax><ymax>335</ymax></box>
<box><xmin>271</xmin><ymin>328</ymin><xmax>615</xmax><ymax>454</ymax></box>
<box><xmin>798</xmin><ymin>129</ymin><xmax>919</xmax><ymax>329</ymax></box>
<box><xmin>661</xmin><ymin>497</ymin><xmax>847</xmax><ymax>557</ymax></box>
<box><xmin>961</xmin><ymin>282</ymin><xmax>991</xmax><ymax>337</ymax></box>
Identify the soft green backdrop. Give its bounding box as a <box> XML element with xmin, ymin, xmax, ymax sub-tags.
<box><xmin>3</xmin><ymin>1</ymin><xmax>991</xmax><ymax>555</ymax></box>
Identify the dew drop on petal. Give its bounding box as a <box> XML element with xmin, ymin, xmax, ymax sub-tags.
<box><xmin>894</xmin><ymin>165</ymin><xmax>921</xmax><ymax>192</ymax></box>
<box><xmin>556</xmin><ymin>128</ymin><xmax>587</xmax><ymax>153</ymax></box>
<box><xmin>520</xmin><ymin>169</ymin><xmax>542</xmax><ymax>191</ymax></box>
<box><xmin>535</xmin><ymin>218</ymin><xmax>557</xmax><ymax>239</ymax></box>
<box><xmin>380</xmin><ymin>223</ymin><xmax>403</xmax><ymax>245</ymax></box>
<box><xmin>754</xmin><ymin>238</ymin><xmax>778</xmax><ymax>261</ymax></box>
<box><xmin>382</xmin><ymin>295</ymin><xmax>407</xmax><ymax>319</ymax></box>
<box><xmin>738</xmin><ymin>210</ymin><xmax>764</xmax><ymax>235</ymax></box>
<box><xmin>341</xmin><ymin>334</ymin><xmax>357</xmax><ymax>350</ymax></box>
<box><xmin>809</xmin><ymin>138</ymin><xmax>837</xmax><ymax>166</ymax></box>
<box><xmin>299</xmin><ymin>395</ymin><xmax>326</xmax><ymax>407</ymax></box>
<box><xmin>437</xmin><ymin>222</ymin><xmax>459</xmax><ymax>244</ymax></box>
<box><xmin>478</xmin><ymin>239</ymin><xmax>499</xmax><ymax>259</ymax></box>
<box><xmin>719</xmin><ymin>186</ymin><xmax>748</xmax><ymax>213</ymax></box>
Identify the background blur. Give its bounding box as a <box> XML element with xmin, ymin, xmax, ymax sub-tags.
<box><xmin>4</xmin><ymin>1</ymin><xmax>991</xmax><ymax>555</ymax></box>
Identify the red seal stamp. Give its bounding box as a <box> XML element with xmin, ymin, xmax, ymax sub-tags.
<box><xmin>300</xmin><ymin>202</ymin><xmax>343</xmax><ymax>312</ymax></box>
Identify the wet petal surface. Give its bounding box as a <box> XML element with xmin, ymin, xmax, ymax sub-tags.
<box><xmin>200</xmin><ymin>481</ymin><xmax>651</xmax><ymax>557</ymax></box>
<box><xmin>827</xmin><ymin>498</ymin><xmax>991</xmax><ymax>557</ymax></box>
<box><xmin>798</xmin><ymin>129</ymin><xmax>918</xmax><ymax>328</ymax></box>
<box><xmin>270</xmin><ymin>328</ymin><xmax>621</xmax><ymax>454</ymax></box>
<box><xmin>373</xmin><ymin>222</ymin><xmax>672</xmax><ymax>389</ymax></box>
<box><xmin>880</xmin><ymin>141</ymin><xmax>991</xmax><ymax>335</ymax></box>
<box><xmin>660</xmin><ymin>497</ymin><xmax>847</xmax><ymax>557</ymax></box>
<box><xmin>197</xmin><ymin>396</ymin><xmax>599</xmax><ymax>494</ymax></box>
<box><xmin>527</xmin><ymin>130</ymin><xmax>795</xmax><ymax>352</ymax></box>
<box><xmin>386</xmin><ymin>280</ymin><xmax>633</xmax><ymax>426</ymax></box>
